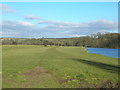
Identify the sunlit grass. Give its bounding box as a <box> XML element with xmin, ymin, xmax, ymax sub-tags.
<box><xmin>2</xmin><ymin>45</ymin><xmax>119</xmax><ymax>88</ymax></box>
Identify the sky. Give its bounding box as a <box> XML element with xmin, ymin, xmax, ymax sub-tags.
<box><xmin>0</xmin><ymin>2</ymin><xmax>118</xmax><ymax>38</ymax></box>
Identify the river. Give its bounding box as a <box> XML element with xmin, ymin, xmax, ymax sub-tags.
<box><xmin>86</xmin><ymin>48</ymin><xmax>120</xmax><ymax>58</ymax></box>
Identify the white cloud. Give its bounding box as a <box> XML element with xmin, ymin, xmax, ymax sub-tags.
<box><xmin>38</xmin><ymin>20</ymin><xmax>79</xmax><ymax>26</ymax></box>
<box><xmin>0</xmin><ymin>4</ymin><xmax>17</xmax><ymax>13</ymax></box>
<box><xmin>17</xmin><ymin>21</ymin><xmax>34</xmax><ymax>26</ymax></box>
<box><xmin>2</xmin><ymin>20</ymin><xmax>34</xmax><ymax>27</ymax></box>
<box><xmin>1</xmin><ymin>19</ymin><xmax>118</xmax><ymax>38</ymax></box>
<box><xmin>23</xmin><ymin>15</ymin><xmax>43</xmax><ymax>20</ymax></box>
<box><xmin>38</xmin><ymin>19</ymin><xmax>117</xmax><ymax>30</ymax></box>
<box><xmin>68</xmin><ymin>34</ymin><xmax>85</xmax><ymax>37</ymax></box>
<box><xmin>0</xmin><ymin>32</ymin><xmax>2</xmax><ymax>37</ymax></box>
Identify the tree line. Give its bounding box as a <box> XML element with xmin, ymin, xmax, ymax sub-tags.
<box><xmin>1</xmin><ymin>32</ymin><xmax>120</xmax><ymax>48</ymax></box>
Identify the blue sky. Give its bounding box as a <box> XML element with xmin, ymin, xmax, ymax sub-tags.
<box><xmin>0</xmin><ymin>2</ymin><xmax>118</xmax><ymax>38</ymax></box>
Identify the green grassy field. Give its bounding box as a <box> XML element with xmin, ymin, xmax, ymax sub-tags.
<box><xmin>2</xmin><ymin>45</ymin><xmax>119</xmax><ymax>88</ymax></box>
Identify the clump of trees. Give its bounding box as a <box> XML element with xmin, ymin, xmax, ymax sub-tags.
<box><xmin>70</xmin><ymin>32</ymin><xmax>120</xmax><ymax>48</ymax></box>
<box><xmin>1</xmin><ymin>32</ymin><xmax>120</xmax><ymax>49</ymax></box>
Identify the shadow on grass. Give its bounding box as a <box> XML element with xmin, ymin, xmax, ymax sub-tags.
<box><xmin>72</xmin><ymin>59</ymin><xmax>119</xmax><ymax>73</ymax></box>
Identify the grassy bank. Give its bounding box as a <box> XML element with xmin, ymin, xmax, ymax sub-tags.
<box><xmin>2</xmin><ymin>45</ymin><xmax>119</xmax><ymax>88</ymax></box>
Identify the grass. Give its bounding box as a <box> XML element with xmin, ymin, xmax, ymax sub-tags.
<box><xmin>0</xmin><ymin>45</ymin><xmax>2</xmax><ymax>89</ymax></box>
<box><xmin>2</xmin><ymin>45</ymin><xmax>119</xmax><ymax>88</ymax></box>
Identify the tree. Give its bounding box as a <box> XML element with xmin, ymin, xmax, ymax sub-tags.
<box><xmin>12</xmin><ymin>40</ymin><xmax>17</xmax><ymax>45</ymax></box>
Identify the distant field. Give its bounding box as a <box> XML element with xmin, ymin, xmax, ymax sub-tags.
<box><xmin>2</xmin><ymin>45</ymin><xmax>119</xmax><ymax>88</ymax></box>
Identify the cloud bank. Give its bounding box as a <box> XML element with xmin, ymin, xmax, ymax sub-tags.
<box><xmin>1</xmin><ymin>19</ymin><xmax>118</xmax><ymax>38</ymax></box>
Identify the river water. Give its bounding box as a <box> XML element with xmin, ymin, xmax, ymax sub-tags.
<box><xmin>87</xmin><ymin>48</ymin><xmax>120</xmax><ymax>58</ymax></box>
